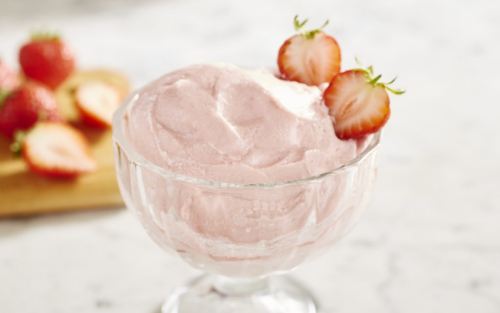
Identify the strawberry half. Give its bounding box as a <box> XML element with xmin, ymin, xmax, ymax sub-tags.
<box><xmin>324</xmin><ymin>64</ymin><xmax>404</xmax><ymax>140</ymax></box>
<box><xmin>19</xmin><ymin>32</ymin><xmax>76</xmax><ymax>89</ymax></box>
<box><xmin>20</xmin><ymin>122</ymin><xmax>96</xmax><ymax>178</ymax></box>
<box><xmin>75</xmin><ymin>81</ymin><xmax>122</xmax><ymax>128</ymax></box>
<box><xmin>278</xmin><ymin>16</ymin><xmax>341</xmax><ymax>86</ymax></box>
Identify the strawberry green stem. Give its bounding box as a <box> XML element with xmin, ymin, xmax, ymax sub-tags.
<box><xmin>294</xmin><ymin>15</ymin><xmax>329</xmax><ymax>39</ymax></box>
<box><xmin>353</xmin><ymin>57</ymin><xmax>406</xmax><ymax>95</ymax></box>
<box><xmin>369</xmin><ymin>75</ymin><xmax>382</xmax><ymax>86</ymax></box>
<box><xmin>0</xmin><ymin>88</ymin><xmax>10</xmax><ymax>109</ymax></box>
<box><xmin>10</xmin><ymin>130</ymin><xmax>26</xmax><ymax>157</ymax></box>
<box><xmin>385</xmin><ymin>86</ymin><xmax>406</xmax><ymax>95</ymax></box>
<box><xmin>30</xmin><ymin>30</ymin><xmax>59</xmax><ymax>42</ymax></box>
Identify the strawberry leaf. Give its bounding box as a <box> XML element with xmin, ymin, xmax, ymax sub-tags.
<box><xmin>293</xmin><ymin>15</ymin><xmax>329</xmax><ymax>39</ymax></box>
<box><xmin>30</xmin><ymin>30</ymin><xmax>60</xmax><ymax>42</ymax></box>
<box><xmin>369</xmin><ymin>75</ymin><xmax>382</xmax><ymax>86</ymax></box>
<box><xmin>386</xmin><ymin>76</ymin><xmax>398</xmax><ymax>85</ymax></box>
<box><xmin>10</xmin><ymin>130</ymin><xmax>26</xmax><ymax>158</ymax></box>
<box><xmin>386</xmin><ymin>87</ymin><xmax>406</xmax><ymax>95</ymax></box>
<box><xmin>352</xmin><ymin>58</ymin><xmax>405</xmax><ymax>94</ymax></box>
<box><xmin>0</xmin><ymin>88</ymin><xmax>10</xmax><ymax>109</ymax></box>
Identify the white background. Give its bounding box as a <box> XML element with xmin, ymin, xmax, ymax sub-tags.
<box><xmin>0</xmin><ymin>0</ymin><xmax>499</xmax><ymax>312</ymax></box>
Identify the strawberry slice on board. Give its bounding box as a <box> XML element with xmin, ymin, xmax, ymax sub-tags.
<box><xmin>278</xmin><ymin>16</ymin><xmax>341</xmax><ymax>86</ymax></box>
<box><xmin>74</xmin><ymin>81</ymin><xmax>122</xmax><ymax>128</ymax></box>
<box><xmin>323</xmin><ymin>63</ymin><xmax>404</xmax><ymax>140</ymax></box>
<box><xmin>18</xmin><ymin>122</ymin><xmax>96</xmax><ymax>178</ymax></box>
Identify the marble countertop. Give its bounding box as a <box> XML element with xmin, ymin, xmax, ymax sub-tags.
<box><xmin>1</xmin><ymin>0</ymin><xmax>499</xmax><ymax>312</ymax></box>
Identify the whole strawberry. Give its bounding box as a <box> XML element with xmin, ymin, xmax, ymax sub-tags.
<box><xmin>0</xmin><ymin>60</ymin><xmax>20</xmax><ymax>91</ymax></box>
<box><xmin>278</xmin><ymin>16</ymin><xmax>341</xmax><ymax>86</ymax></box>
<box><xmin>19</xmin><ymin>32</ymin><xmax>76</xmax><ymax>89</ymax></box>
<box><xmin>0</xmin><ymin>81</ymin><xmax>64</xmax><ymax>139</ymax></box>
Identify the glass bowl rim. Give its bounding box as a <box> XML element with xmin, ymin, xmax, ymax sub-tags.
<box><xmin>112</xmin><ymin>92</ymin><xmax>381</xmax><ymax>189</ymax></box>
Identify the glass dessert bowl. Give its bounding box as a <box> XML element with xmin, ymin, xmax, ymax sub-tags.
<box><xmin>113</xmin><ymin>92</ymin><xmax>381</xmax><ymax>313</ymax></box>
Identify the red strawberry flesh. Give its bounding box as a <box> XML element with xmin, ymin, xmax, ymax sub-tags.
<box><xmin>22</xmin><ymin>122</ymin><xmax>96</xmax><ymax>178</ymax></box>
<box><xmin>75</xmin><ymin>82</ymin><xmax>122</xmax><ymax>128</ymax></box>
<box><xmin>278</xmin><ymin>33</ymin><xmax>341</xmax><ymax>86</ymax></box>
<box><xmin>324</xmin><ymin>70</ymin><xmax>390</xmax><ymax>140</ymax></box>
<box><xmin>278</xmin><ymin>16</ymin><xmax>341</xmax><ymax>86</ymax></box>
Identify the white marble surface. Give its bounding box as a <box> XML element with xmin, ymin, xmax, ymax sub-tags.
<box><xmin>1</xmin><ymin>0</ymin><xmax>500</xmax><ymax>312</ymax></box>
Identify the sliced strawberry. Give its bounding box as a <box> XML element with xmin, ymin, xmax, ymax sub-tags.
<box><xmin>75</xmin><ymin>81</ymin><xmax>122</xmax><ymax>128</ymax></box>
<box><xmin>278</xmin><ymin>16</ymin><xmax>341</xmax><ymax>86</ymax></box>
<box><xmin>323</xmin><ymin>66</ymin><xmax>404</xmax><ymax>140</ymax></box>
<box><xmin>21</xmin><ymin>122</ymin><xmax>96</xmax><ymax>178</ymax></box>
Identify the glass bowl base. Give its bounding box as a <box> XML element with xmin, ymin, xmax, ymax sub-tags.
<box><xmin>161</xmin><ymin>274</ymin><xmax>318</xmax><ymax>313</ymax></box>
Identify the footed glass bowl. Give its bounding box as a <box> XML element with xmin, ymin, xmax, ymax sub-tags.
<box><xmin>113</xmin><ymin>93</ymin><xmax>381</xmax><ymax>313</ymax></box>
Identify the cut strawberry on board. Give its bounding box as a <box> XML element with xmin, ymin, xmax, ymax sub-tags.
<box><xmin>323</xmin><ymin>63</ymin><xmax>404</xmax><ymax>140</ymax></box>
<box><xmin>19</xmin><ymin>122</ymin><xmax>96</xmax><ymax>178</ymax></box>
<box><xmin>75</xmin><ymin>81</ymin><xmax>122</xmax><ymax>128</ymax></box>
<box><xmin>278</xmin><ymin>16</ymin><xmax>341</xmax><ymax>86</ymax></box>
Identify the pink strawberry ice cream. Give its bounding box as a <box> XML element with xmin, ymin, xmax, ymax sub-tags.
<box><xmin>117</xmin><ymin>63</ymin><xmax>378</xmax><ymax>277</ymax></box>
<box><xmin>125</xmin><ymin>63</ymin><xmax>358</xmax><ymax>184</ymax></box>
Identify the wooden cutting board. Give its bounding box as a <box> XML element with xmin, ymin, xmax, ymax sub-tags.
<box><xmin>0</xmin><ymin>127</ymin><xmax>123</xmax><ymax>217</ymax></box>
<box><xmin>0</xmin><ymin>70</ymin><xmax>129</xmax><ymax>217</ymax></box>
